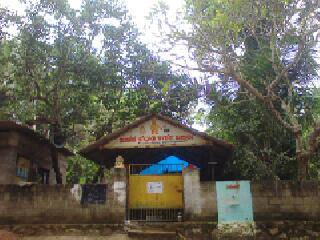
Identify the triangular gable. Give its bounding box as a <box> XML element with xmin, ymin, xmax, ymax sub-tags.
<box><xmin>102</xmin><ymin>117</ymin><xmax>209</xmax><ymax>149</ymax></box>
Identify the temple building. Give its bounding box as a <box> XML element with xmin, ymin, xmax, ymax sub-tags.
<box><xmin>80</xmin><ymin>113</ymin><xmax>233</xmax><ymax>221</ymax></box>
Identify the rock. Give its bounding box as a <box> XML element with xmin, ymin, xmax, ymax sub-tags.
<box><xmin>192</xmin><ymin>228</ymin><xmax>201</xmax><ymax>234</ymax></box>
<box><xmin>269</xmin><ymin>228</ymin><xmax>278</xmax><ymax>235</ymax></box>
<box><xmin>102</xmin><ymin>227</ymin><xmax>113</xmax><ymax>235</ymax></box>
<box><xmin>255</xmin><ymin>232</ymin><xmax>271</xmax><ymax>240</ymax></box>
<box><xmin>306</xmin><ymin>229</ymin><xmax>318</xmax><ymax>237</ymax></box>
<box><xmin>0</xmin><ymin>230</ymin><xmax>19</xmax><ymax>240</ymax></box>
<box><xmin>211</xmin><ymin>229</ymin><xmax>219</xmax><ymax>240</ymax></box>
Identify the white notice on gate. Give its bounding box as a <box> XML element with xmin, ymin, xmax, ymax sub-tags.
<box><xmin>147</xmin><ymin>182</ymin><xmax>163</xmax><ymax>193</ymax></box>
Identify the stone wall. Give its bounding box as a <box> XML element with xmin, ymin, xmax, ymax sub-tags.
<box><xmin>252</xmin><ymin>181</ymin><xmax>320</xmax><ymax>221</ymax></box>
<box><xmin>199</xmin><ymin>181</ymin><xmax>217</xmax><ymax>221</ymax></box>
<box><xmin>0</xmin><ymin>169</ymin><xmax>126</xmax><ymax>224</ymax></box>
<box><xmin>183</xmin><ymin>168</ymin><xmax>217</xmax><ymax>221</ymax></box>
<box><xmin>176</xmin><ymin>221</ymin><xmax>320</xmax><ymax>240</ymax></box>
<box><xmin>2</xmin><ymin>166</ymin><xmax>320</xmax><ymax>225</ymax></box>
<box><xmin>184</xmin><ymin>169</ymin><xmax>320</xmax><ymax>222</ymax></box>
<box><xmin>2</xmin><ymin>221</ymin><xmax>320</xmax><ymax>239</ymax></box>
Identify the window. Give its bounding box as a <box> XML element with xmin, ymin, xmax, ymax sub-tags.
<box><xmin>38</xmin><ymin>168</ymin><xmax>49</xmax><ymax>184</ymax></box>
<box><xmin>16</xmin><ymin>156</ymin><xmax>30</xmax><ymax>181</ymax></box>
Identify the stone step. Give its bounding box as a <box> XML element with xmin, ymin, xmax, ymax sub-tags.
<box><xmin>127</xmin><ymin>229</ymin><xmax>177</xmax><ymax>240</ymax></box>
<box><xmin>125</xmin><ymin>221</ymin><xmax>183</xmax><ymax>231</ymax></box>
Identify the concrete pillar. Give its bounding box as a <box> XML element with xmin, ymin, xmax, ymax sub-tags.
<box><xmin>49</xmin><ymin>167</ymin><xmax>57</xmax><ymax>185</ymax></box>
<box><xmin>0</xmin><ymin>147</ymin><xmax>18</xmax><ymax>184</ymax></box>
<box><xmin>183</xmin><ymin>168</ymin><xmax>202</xmax><ymax>219</ymax></box>
<box><xmin>112</xmin><ymin>167</ymin><xmax>127</xmax><ymax>208</ymax></box>
<box><xmin>58</xmin><ymin>155</ymin><xmax>67</xmax><ymax>185</ymax></box>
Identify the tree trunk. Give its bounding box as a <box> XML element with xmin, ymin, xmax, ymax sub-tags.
<box><xmin>51</xmin><ymin>147</ymin><xmax>62</xmax><ymax>184</ymax></box>
<box><xmin>296</xmin><ymin>152</ymin><xmax>308</xmax><ymax>181</ymax></box>
<box><xmin>295</xmin><ymin>130</ymin><xmax>307</xmax><ymax>180</ymax></box>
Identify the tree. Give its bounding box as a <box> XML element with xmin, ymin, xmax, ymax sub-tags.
<box><xmin>0</xmin><ymin>0</ymin><xmax>199</xmax><ymax>183</ymax></box>
<box><xmin>202</xmin><ymin>10</ymin><xmax>318</xmax><ymax>180</ymax></box>
<box><xmin>0</xmin><ymin>0</ymin><xmax>119</xmax><ymax>182</ymax></box>
<box><xmin>308</xmin><ymin>88</ymin><xmax>320</xmax><ymax>178</ymax></box>
<box><xmin>90</xmin><ymin>44</ymin><xmax>199</xmax><ymax>139</ymax></box>
<box><xmin>206</xmin><ymin>80</ymin><xmax>298</xmax><ymax>180</ymax></box>
<box><xmin>160</xmin><ymin>0</ymin><xmax>319</xmax><ymax>179</ymax></box>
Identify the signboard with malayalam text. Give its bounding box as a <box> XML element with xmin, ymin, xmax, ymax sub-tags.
<box><xmin>103</xmin><ymin>118</ymin><xmax>208</xmax><ymax>149</ymax></box>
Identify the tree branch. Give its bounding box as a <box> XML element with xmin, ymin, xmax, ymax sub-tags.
<box><xmin>225</xmin><ymin>61</ymin><xmax>295</xmax><ymax>132</ymax></box>
<box><xmin>25</xmin><ymin>117</ymin><xmax>54</xmax><ymax>126</ymax></box>
<box><xmin>308</xmin><ymin>121</ymin><xmax>320</xmax><ymax>155</ymax></box>
<box><xmin>268</xmin><ymin>24</ymin><xmax>320</xmax><ymax>93</ymax></box>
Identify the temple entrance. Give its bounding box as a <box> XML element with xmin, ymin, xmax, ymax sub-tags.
<box><xmin>80</xmin><ymin>114</ymin><xmax>234</xmax><ymax>222</ymax></box>
<box><xmin>128</xmin><ymin>162</ymin><xmax>184</xmax><ymax>221</ymax></box>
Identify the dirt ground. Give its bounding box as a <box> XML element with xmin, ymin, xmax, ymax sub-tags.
<box><xmin>0</xmin><ymin>230</ymin><xmax>19</xmax><ymax>240</ymax></box>
<box><xmin>21</xmin><ymin>235</ymin><xmax>131</xmax><ymax>240</ymax></box>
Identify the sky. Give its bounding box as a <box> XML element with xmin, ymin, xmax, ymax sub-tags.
<box><xmin>72</xmin><ymin>0</ymin><xmax>185</xmax><ymax>50</ymax></box>
<box><xmin>1</xmin><ymin>0</ymin><xmax>192</xmax><ymax>74</ymax></box>
<box><xmin>125</xmin><ymin>0</ymin><xmax>183</xmax><ymax>33</ymax></box>
<box><xmin>1</xmin><ymin>0</ymin><xmax>184</xmax><ymax>35</ymax></box>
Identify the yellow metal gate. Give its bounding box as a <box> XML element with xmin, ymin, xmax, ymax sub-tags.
<box><xmin>128</xmin><ymin>164</ymin><xmax>184</xmax><ymax>221</ymax></box>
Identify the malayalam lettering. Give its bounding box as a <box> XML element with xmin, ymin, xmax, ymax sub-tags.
<box><xmin>118</xmin><ymin>134</ymin><xmax>194</xmax><ymax>143</ymax></box>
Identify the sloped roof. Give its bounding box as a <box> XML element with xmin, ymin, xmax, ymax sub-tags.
<box><xmin>0</xmin><ymin>120</ymin><xmax>74</xmax><ymax>156</ymax></box>
<box><xmin>80</xmin><ymin>113</ymin><xmax>233</xmax><ymax>155</ymax></box>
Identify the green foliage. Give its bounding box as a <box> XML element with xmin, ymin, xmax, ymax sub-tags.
<box><xmin>67</xmin><ymin>154</ymin><xmax>99</xmax><ymax>184</ymax></box>
<box><xmin>0</xmin><ymin>0</ymin><xmax>198</xmax><ymax>183</ymax></box>
<box><xmin>181</xmin><ymin>0</ymin><xmax>319</xmax><ymax>179</ymax></box>
<box><xmin>207</xmin><ymin>88</ymin><xmax>298</xmax><ymax>180</ymax></box>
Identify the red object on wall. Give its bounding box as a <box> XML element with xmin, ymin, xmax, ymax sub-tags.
<box><xmin>226</xmin><ymin>184</ymin><xmax>240</xmax><ymax>189</ymax></box>
<box><xmin>188</xmin><ymin>164</ymin><xmax>196</xmax><ymax>170</ymax></box>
